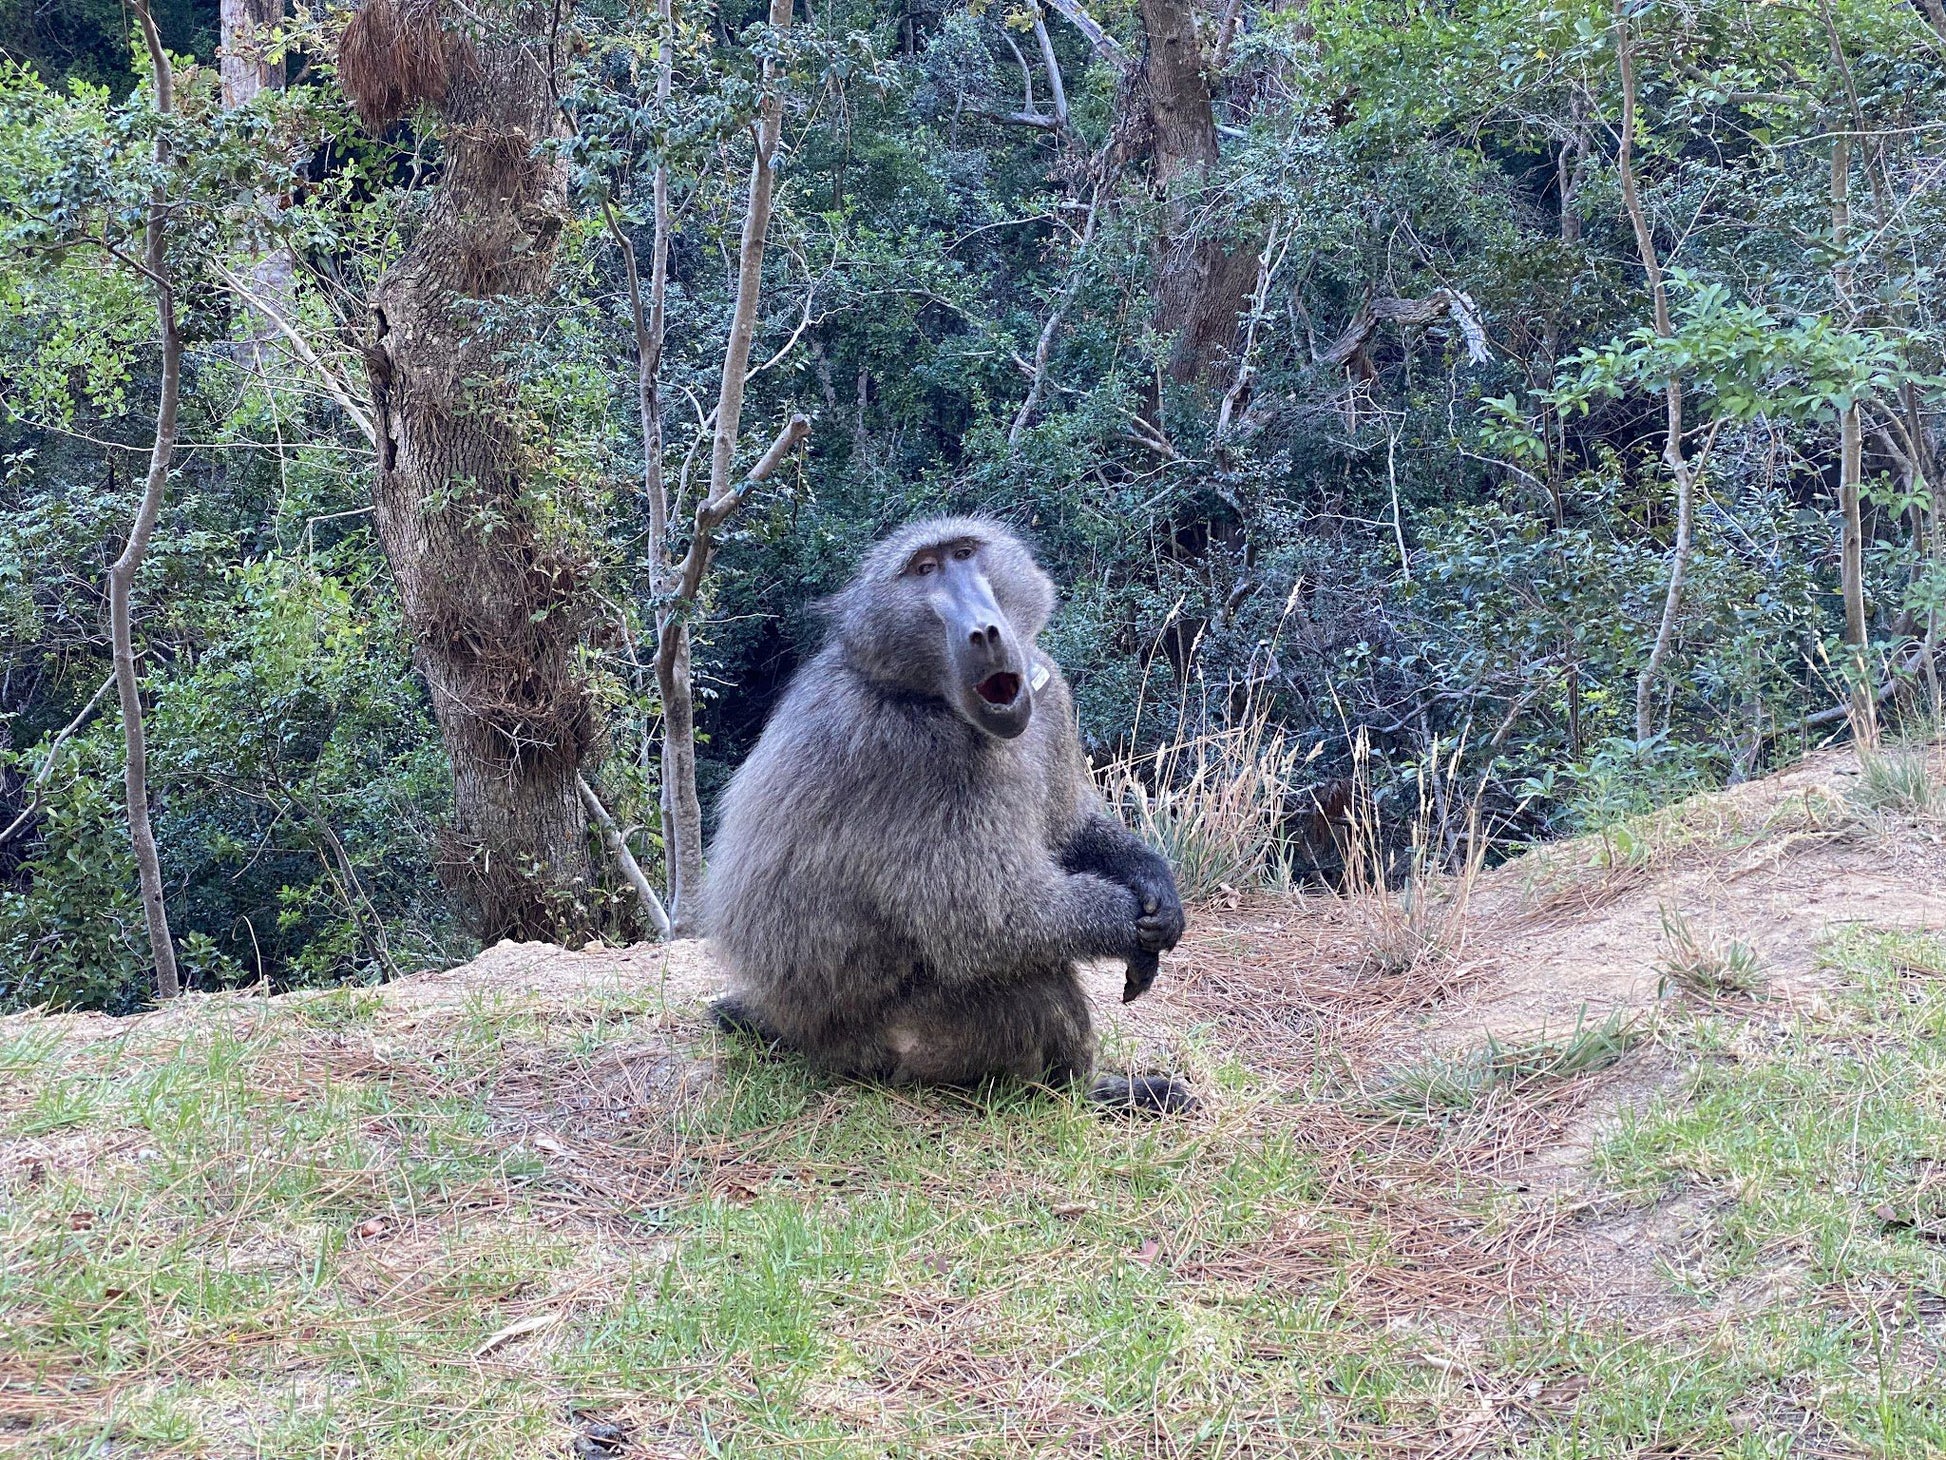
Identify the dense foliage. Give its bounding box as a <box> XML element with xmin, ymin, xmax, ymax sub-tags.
<box><xmin>3</xmin><ymin>0</ymin><xmax>1942</xmax><ymax>1009</ymax></box>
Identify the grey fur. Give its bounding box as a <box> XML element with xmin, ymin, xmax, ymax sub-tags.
<box><xmin>702</xmin><ymin>517</ymin><xmax>1190</xmax><ymax>1110</ymax></box>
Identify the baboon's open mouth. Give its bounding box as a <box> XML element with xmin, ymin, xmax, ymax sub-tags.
<box><xmin>976</xmin><ymin>671</ymin><xmax>1023</xmax><ymax>706</ymax></box>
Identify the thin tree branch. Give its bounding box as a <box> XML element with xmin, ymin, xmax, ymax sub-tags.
<box><xmin>1216</xmin><ymin>217</ymin><xmax>1287</xmax><ymax>437</ymax></box>
<box><xmin>0</xmin><ymin>674</ymin><xmax>115</xmax><ymax>844</ymax></box>
<box><xmin>655</xmin><ymin>0</ymin><xmax>801</xmax><ymax>927</ymax></box>
<box><xmin>116</xmin><ymin>0</ymin><xmax>183</xmax><ymax>999</ymax></box>
<box><xmin>577</xmin><ymin>774</ymin><xmax>671</xmax><ymax>939</ymax></box>
<box><xmin>1032</xmin><ymin>11</ymin><xmax>1068</xmax><ymax>126</ymax></box>
<box><xmin>1001</xmin><ymin>27</ymin><xmax>1038</xmax><ymax>118</ymax></box>
<box><xmin>1615</xmin><ymin>3</ymin><xmax>1695</xmax><ymax>745</ymax></box>
<box><xmin>213</xmin><ymin>264</ymin><xmax>377</xmax><ymax>444</ymax></box>
<box><xmin>705</xmin><ymin>0</ymin><xmax>793</xmax><ymax>516</ymax></box>
<box><xmin>1010</xmin><ymin>193</ymin><xmax>1099</xmax><ymax>445</ymax></box>
<box><xmin>1043</xmin><ymin>0</ymin><xmax>1127</xmax><ymax>66</ymax></box>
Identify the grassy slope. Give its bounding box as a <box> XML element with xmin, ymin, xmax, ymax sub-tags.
<box><xmin>3</xmin><ymin>755</ymin><xmax>1945</xmax><ymax>1457</ymax></box>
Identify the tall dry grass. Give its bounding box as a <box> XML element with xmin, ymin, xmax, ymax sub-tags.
<box><xmin>1334</xmin><ymin>729</ymin><xmax>1487</xmax><ymax>978</ymax></box>
<box><xmin>1101</xmin><ymin>711</ymin><xmax>1308</xmax><ymax>903</ymax></box>
<box><xmin>1100</xmin><ymin>651</ymin><xmax>1490</xmax><ymax>990</ymax></box>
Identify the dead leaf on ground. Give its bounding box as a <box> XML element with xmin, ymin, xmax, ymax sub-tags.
<box><xmin>473</xmin><ymin>1310</ymin><xmax>559</xmax><ymax>1357</ymax></box>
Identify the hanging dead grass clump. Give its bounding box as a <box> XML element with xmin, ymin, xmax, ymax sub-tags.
<box><xmin>1336</xmin><ymin>729</ymin><xmax>1487</xmax><ymax>983</ymax></box>
<box><xmin>337</xmin><ymin>0</ymin><xmax>475</xmax><ymax>132</ymax></box>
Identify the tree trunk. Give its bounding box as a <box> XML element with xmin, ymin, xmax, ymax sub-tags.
<box><xmin>352</xmin><ymin>3</ymin><xmax>600</xmax><ymax>941</ymax></box>
<box><xmin>1841</xmin><ymin>402</ymin><xmax>1871</xmax><ymax>729</ymax></box>
<box><xmin>219</xmin><ymin>0</ymin><xmax>294</xmax><ymax>331</ymax></box>
<box><xmin>118</xmin><ymin>4</ymin><xmax>183</xmax><ymax>1000</ymax></box>
<box><xmin>1135</xmin><ymin>0</ymin><xmax>1258</xmax><ymax>387</ymax></box>
<box><xmin>1829</xmin><ymin>136</ymin><xmax>1873</xmax><ymax>737</ymax></box>
<box><xmin>1616</xmin><ymin>4</ymin><xmax>1698</xmax><ymax>744</ymax></box>
<box><xmin>654</xmin><ymin>0</ymin><xmax>796</xmax><ymax>929</ymax></box>
<box><xmin>219</xmin><ymin>0</ymin><xmax>283</xmax><ymax>105</ymax></box>
<box><xmin>594</xmin><ymin>0</ymin><xmax>673</xmax><ymax>934</ymax></box>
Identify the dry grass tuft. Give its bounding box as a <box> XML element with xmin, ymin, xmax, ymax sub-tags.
<box><xmin>1655</xmin><ymin>904</ymin><xmax>1765</xmax><ymax>1000</ymax></box>
<box><xmin>1336</xmin><ymin>731</ymin><xmax>1485</xmax><ymax>982</ymax></box>
<box><xmin>1102</xmin><ymin>711</ymin><xmax>1306</xmax><ymax>903</ymax></box>
<box><xmin>1852</xmin><ymin>743</ymin><xmax>1944</xmax><ymax>820</ymax></box>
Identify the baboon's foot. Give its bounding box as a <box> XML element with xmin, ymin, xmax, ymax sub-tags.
<box><xmin>708</xmin><ymin>995</ymin><xmax>780</xmax><ymax>1044</ymax></box>
<box><xmin>1087</xmin><ymin>1072</ymin><xmax>1198</xmax><ymax>1117</ymax></box>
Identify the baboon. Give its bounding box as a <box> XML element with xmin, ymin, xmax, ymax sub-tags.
<box><xmin>704</xmin><ymin>517</ymin><xmax>1194</xmax><ymax>1113</ymax></box>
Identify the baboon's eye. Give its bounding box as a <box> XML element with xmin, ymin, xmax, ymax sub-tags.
<box><xmin>952</xmin><ymin>545</ymin><xmax>975</xmax><ymax>561</ymax></box>
<box><xmin>912</xmin><ymin>557</ymin><xmax>939</xmax><ymax>576</ymax></box>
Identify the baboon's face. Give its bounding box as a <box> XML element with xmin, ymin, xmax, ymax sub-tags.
<box><xmin>901</xmin><ymin>535</ymin><xmax>1036</xmax><ymax>740</ymax></box>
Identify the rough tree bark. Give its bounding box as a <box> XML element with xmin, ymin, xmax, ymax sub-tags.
<box><xmin>219</xmin><ymin>0</ymin><xmax>284</xmax><ymax>105</ymax></box>
<box><xmin>113</xmin><ymin>3</ymin><xmax>184</xmax><ymax>999</ymax></box>
<box><xmin>1135</xmin><ymin>0</ymin><xmax>1258</xmax><ymax>387</ymax></box>
<box><xmin>342</xmin><ymin>0</ymin><xmax>601</xmax><ymax>940</ymax></box>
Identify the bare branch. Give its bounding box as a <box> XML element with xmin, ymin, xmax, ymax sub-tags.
<box><xmin>1122</xmin><ymin>413</ymin><xmax>1180</xmax><ymax>460</ymax></box>
<box><xmin>1317</xmin><ymin>289</ymin><xmax>1490</xmax><ymax>369</ymax></box>
<box><xmin>0</xmin><ymin>674</ymin><xmax>115</xmax><ymax>844</ymax></box>
<box><xmin>1000</xmin><ymin>27</ymin><xmax>1038</xmax><ymax>118</ymax></box>
<box><xmin>577</xmin><ymin>774</ymin><xmax>671</xmax><ymax>939</ymax></box>
<box><xmin>1032</xmin><ymin>12</ymin><xmax>1068</xmax><ymax>126</ymax></box>
<box><xmin>1217</xmin><ymin>217</ymin><xmax>1287</xmax><ymax>437</ymax></box>
<box><xmin>705</xmin><ymin>0</ymin><xmax>794</xmax><ymax>516</ymax></box>
<box><xmin>1043</xmin><ymin>0</ymin><xmax>1127</xmax><ymax>66</ymax></box>
<box><xmin>214</xmin><ymin>264</ymin><xmax>377</xmax><ymax>444</ymax></box>
<box><xmin>1010</xmin><ymin>193</ymin><xmax>1099</xmax><ymax>445</ymax></box>
<box><xmin>964</xmin><ymin>104</ymin><xmax>1062</xmax><ymax>130</ymax></box>
<box><xmin>692</xmin><ymin>414</ymin><xmax>813</xmax><ymax>545</ymax></box>
<box><xmin>654</xmin><ymin>0</ymin><xmax>802</xmax><ymax>926</ymax></box>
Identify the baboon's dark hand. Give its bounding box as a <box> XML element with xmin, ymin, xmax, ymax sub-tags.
<box><xmin>1131</xmin><ymin>872</ymin><xmax>1184</xmax><ymax>954</ymax></box>
<box><xmin>1123</xmin><ymin>947</ymin><xmax>1160</xmax><ymax>1003</ymax></box>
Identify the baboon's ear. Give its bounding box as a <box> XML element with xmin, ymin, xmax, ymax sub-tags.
<box><xmin>993</xmin><ymin>541</ymin><xmax>1056</xmax><ymax>639</ymax></box>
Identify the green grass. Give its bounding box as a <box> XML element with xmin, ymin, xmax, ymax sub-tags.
<box><xmin>4</xmin><ymin>930</ymin><xmax>1945</xmax><ymax>1455</ymax></box>
<box><xmin>1852</xmin><ymin>746</ymin><xmax>1945</xmax><ymax>819</ymax></box>
<box><xmin>1372</xmin><ymin>1009</ymin><xmax>1644</xmax><ymax>1118</ymax></box>
<box><xmin>1584</xmin><ymin>927</ymin><xmax>1946</xmax><ymax>1453</ymax></box>
<box><xmin>1597</xmin><ymin>930</ymin><xmax>1946</xmax><ymax>1283</ymax></box>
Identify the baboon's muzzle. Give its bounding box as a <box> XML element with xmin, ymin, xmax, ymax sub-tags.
<box><xmin>932</xmin><ymin>563</ymin><xmax>1034</xmax><ymax>740</ymax></box>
